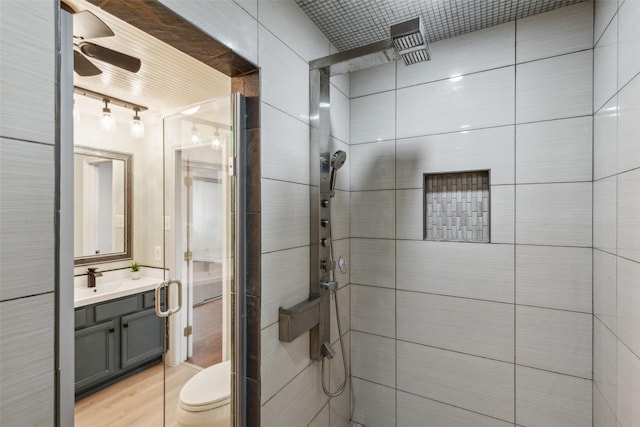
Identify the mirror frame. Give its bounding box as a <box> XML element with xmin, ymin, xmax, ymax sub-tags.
<box><xmin>74</xmin><ymin>146</ymin><xmax>133</xmax><ymax>266</ymax></box>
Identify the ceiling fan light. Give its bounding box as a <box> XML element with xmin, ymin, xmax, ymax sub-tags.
<box><xmin>130</xmin><ymin>109</ymin><xmax>144</xmax><ymax>139</ymax></box>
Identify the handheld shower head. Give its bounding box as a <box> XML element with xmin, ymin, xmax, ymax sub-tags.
<box><xmin>329</xmin><ymin>150</ymin><xmax>347</xmax><ymax>197</ymax></box>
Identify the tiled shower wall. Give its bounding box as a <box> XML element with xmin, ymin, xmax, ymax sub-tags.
<box><xmin>592</xmin><ymin>1</ymin><xmax>640</xmax><ymax>426</ymax></box>
<box><xmin>0</xmin><ymin>1</ymin><xmax>57</xmax><ymax>425</ymax></box>
<box><xmin>157</xmin><ymin>1</ymin><xmax>352</xmax><ymax>425</ymax></box>
<box><xmin>349</xmin><ymin>2</ymin><xmax>594</xmax><ymax>426</ymax></box>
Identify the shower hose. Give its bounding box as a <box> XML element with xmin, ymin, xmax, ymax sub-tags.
<box><xmin>321</xmin><ymin>203</ymin><xmax>349</xmax><ymax>397</ymax></box>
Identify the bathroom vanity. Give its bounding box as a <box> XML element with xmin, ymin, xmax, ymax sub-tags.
<box><xmin>74</xmin><ymin>286</ymin><xmax>164</xmax><ymax>399</ymax></box>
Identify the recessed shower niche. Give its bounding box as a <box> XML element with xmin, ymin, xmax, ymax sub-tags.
<box><xmin>424</xmin><ymin>170</ymin><xmax>490</xmax><ymax>243</ymax></box>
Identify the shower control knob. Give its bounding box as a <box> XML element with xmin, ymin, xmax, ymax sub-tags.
<box><xmin>321</xmin><ymin>239</ymin><xmax>328</xmax><ymax>247</ymax></box>
<box><xmin>321</xmin><ymin>219</ymin><xmax>329</xmax><ymax>227</ymax></box>
<box><xmin>321</xmin><ymin>199</ymin><xmax>329</xmax><ymax>208</ymax></box>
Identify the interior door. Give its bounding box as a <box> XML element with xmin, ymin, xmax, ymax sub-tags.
<box><xmin>162</xmin><ymin>95</ymin><xmax>235</xmax><ymax>425</ymax></box>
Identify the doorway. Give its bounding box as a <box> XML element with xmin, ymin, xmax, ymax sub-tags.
<box><xmin>62</xmin><ymin>1</ymin><xmax>256</xmax><ymax>425</ymax></box>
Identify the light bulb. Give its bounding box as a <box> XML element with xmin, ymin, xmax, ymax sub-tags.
<box><xmin>211</xmin><ymin>129</ymin><xmax>221</xmax><ymax>149</ymax></box>
<box><xmin>100</xmin><ymin>100</ymin><xmax>116</xmax><ymax>132</ymax></box>
<box><xmin>191</xmin><ymin>125</ymin><xmax>200</xmax><ymax>144</ymax></box>
<box><xmin>129</xmin><ymin>109</ymin><xmax>144</xmax><ymax>139</ymax></box>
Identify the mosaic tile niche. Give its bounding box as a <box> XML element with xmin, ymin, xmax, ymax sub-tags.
<box><xmin>424</xmin><ymin>171</ymin><xmax>490</xmax><ymax>242</ymax></box>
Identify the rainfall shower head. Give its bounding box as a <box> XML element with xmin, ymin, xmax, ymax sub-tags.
<box><xmin>391</xmin><ymin>17</ymin><xmax>431</xmax><ymax>65</ymax></box>
<box><xmin>329</xmin><ymin>150</ymin><xmax>347</xmax><ymax>197</ymax></box>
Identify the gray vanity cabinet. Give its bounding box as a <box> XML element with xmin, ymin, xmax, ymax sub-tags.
<box><xmin>75</xmin><ymin>320</ymin><xmax>116</xmax><ymax>390</ymax></box>
<box><xmin>121</xmin><ymin>309</ymin><xmax>164</xmax><ymax>369</ymax></box>
<box><xmin>75</xmin><ymin>290</ymin><xmax>164</xmax><ymax>397</ymax></box>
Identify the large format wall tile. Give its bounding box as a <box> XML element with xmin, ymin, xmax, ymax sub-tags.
<box><xmin>593</xmin><ymin>383</ymin><xmax>617</xmax><ymax>427</ymax></box>
<box><xmin>397</xmin><ymin>240</ymin><xmax>514</xmax><ymax>303</ymax></box>
<box><xmin>516</xmin><ymin>306</ymin><xmax>592</xmax><ymax>379</ymax></box>
<box><xmin>594</xmin><ymin>0</ymin><xmax>618</xmax><ymax>44</ymax></box>
<box><xmin>329</xmin><ymin>285</ymin><xmax>350</xmax><ymax>345</ymax></box>
<box><xmin>594</xmin><ymin>318</ymin><xmax>617</xmax><ymax>411</ymax></box>
<box><xmin>516</xmin><ymin>50</ymin><xmax>592</xmax><ymax>123</ymax></box>
<box><xmin>350</xmin><ymin>284</ymin><xmax>395</xmax><ymax>338</ymax></box>
<box><xmin>261</xmin><ymin>362</ymin><xmax>328</xmax><ymax>426</ymax></box>
<box><xmin>350</xmin><ymin>91</ymin><xmax>396</xmax><ymax>144</ymax></box>
<box><xmin>396</xmin><ymin>126</ymin><xmax>515</xmax><ymax>188</ymax></box>
<box><xmin>515</xmin><ymin>245</ymin><xmax>592</xmax><ymax>313</ymax></box>
<box><xmin>350</xmin><ymin>140</ymin><xmax>395</xmax><ymax>191</ymax></box>
<box><xmin>0</xmin><ymin>294</ymin><xmax>54</xmax><ymax>426</ymax></box>
<box><xmin>350</xmin><ymin>190</ymin><xmax>395</xmax><ymax>239</ymax></box>
<box><xmin>329</xmin><ymin>85</ymin><xmax>350</xmax><ymax>144</ymax></box>
<box><xmin>594</xmin><ymin>96</ymin><xmax>618</xmax><ymax>180</ymax></box>
<box><xmin>516</xmin><ymin>116</ymin><xmax>592</xmax><ymax>184</ymax></box>
<box><xmin>261</xmin><ymin>246</ymin><xmax>309</xmax><ymax>328</ymax></box>
<box><xmin>397</xmin><ymin>67</ymin><xmax>515</xmax><ymax>138</ymax></box>
<box><xmin>350</xmin><ymin>331</ymin><xmax>395</xmax><ymax>388</ymax></box>
<box><xmin>593</xmin><ymin>249</ymin><xmax>617</xmax><ymax>332</ymax></box>
<box><xmin>259</xmin><ymin>25</ymin><xmax>309</xmax><ymax>122</ymax></box>
<box><xmin>397</xmin><ymin>341</ymin><xmax>514</xmax><ymax>422</ymax></box>
<box><xmin>396</xmin><ymin>189</ymin><xmax>423</xmax><ymax>240</ymax></box>
<box><xmin>594</xmin><ymin>176</ymin><xmax>617</xmax><ymax>254</ymax></box>
<box><xmin>308</xmin><ymin>405</ymin><xmax>329</xmax><ymax>427</ymax></box>
<box><xmin>350</xmin><ymin>238</ymin><xmax>395</xmax><ymax>288</ymax></box>
<box><xmin>261</xmin><ymin>179</ymin><xmax>309</xmax><ymax>253</ymax></box>
<box><xmin>593</xmin><ymin>15</ymin><xmax>618</xmax><ymax>112</ymax></box>
<box><xmin>0</xmin><ymin>1</ymin><xmax>55</xmax><ymax>144</ymax></box>
<box><xmin>516</xmin><ymin>1</ymin><xmax>593</xmax><ymax>63</ymax></box>
<box><xmin>0</xmin><ymin>139</ymin><xmax>54</xmax><ymax>301</ymax></box>
<box><xmin>516</xmin><ymin>366</ymin><xmax>592</xmax><ymax>427</ymax></box>
<box><xmin>397</xmin><ymin>391</ymin><xmax>513</xmax><ymax>427</ymax></box>
<box><xmin>617</xmin><ymin>169</ymin><xmax>640</xmax><ymax>262</ymax></box>
<box><xmin>617</xmin><ymin>341</ymin><xmax>640</xmax><ymax>427</ymax></box>
<box><xmin>397</xmin><ymin>22</ymin><xmax>515</xmax><ymax>88</ymax></box>
<box><xmin>617</xmin><ymin>0</ymin><xmax>640</xmax><ymax>89</ymax></box>
<box><xmin>617</xmin><ymin>74</ymin><xmax>640</xmax><ymax>174</ymax></box>
<box><xmin>257</xmin><ymin>0</ymin><xmax>329</xmax><ymax>62</ymax></box>
<box><xmin>351</xmin><ymin>62</ymin><xmax>396</xmax><ymax>98</ymax></box>
<box><xmin>159</xmin><ymin>0</ymin><xmax>258</xmax><ymax>64</ymax></box>
<box><xmin>490</xmin><ymin>185</ymin><xmax>515</xmax><ymax>244</ymax></box>
<box><xmin>617</xmin><ymin>257</ymin><xmax>640</xmax><ymax>356</ymax></box>
<box><xmin>261</xmin><ymin>104</ymin><xmax>310</xmax><ymax>185</ymax></box>
<box><xmin>397</xmin><ymin>291</ymin><xmax>514</xmax><ymax>362</ymax></box>
<box><xmin>260</xmin><ymin>323</ymin><xmax>311</xmax><ymax>404</ymax></box>
<box><xmin>351</xmin><ymin>378</ymin><xmax>396</xmax><ymax>427</ymax></box>
<box><xmin>515</xmin><ymin>182</ymin><xmax>592</xmax><ymax>247</ymax></box>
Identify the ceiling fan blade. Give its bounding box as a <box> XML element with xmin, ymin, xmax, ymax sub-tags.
<box><xmin>80</xmin><ymin>42</ymin><xmax>141</xmax><ymax>73</ymax></box>
<box><xmin>74</xmin><ymin>50</ymin><xmax>102</xmax><ymax>76</ymax></box>
<box><xmin>74</xmin><ymin>10</ymin><xmax>114</xmax><ymax>40</ymax></box>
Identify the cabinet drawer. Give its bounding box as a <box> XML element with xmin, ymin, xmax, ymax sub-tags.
<box><xmin>95</xmin><ymin>296</ymin><xmax>138</xmax><ymax>322</ymax></box>
<box><xmin>75</xmin><ymin>308</ymin><xmax>87</xmax><ymax>329</ymax></box>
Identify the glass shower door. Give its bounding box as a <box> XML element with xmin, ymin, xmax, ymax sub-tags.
<box><xmin>162</xmin><ymin>95</ymin><xmax>235</xmax><ymax>425</ymax></box>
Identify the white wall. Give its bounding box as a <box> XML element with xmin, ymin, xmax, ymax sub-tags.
<box><xmin>349</xmin><ymin>2</ymin><xmax>594</xmax><ymax>426</ymax></box>
<box><xmin>592</xmin><ymin>1</ymin><xmax>640</xmax><ymax>426</ymax></box>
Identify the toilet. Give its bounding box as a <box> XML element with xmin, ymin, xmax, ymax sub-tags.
<box><xmin>175</xmin><ymin>360</ymin><xmax>231</xmax><ymax>427</ymax></box>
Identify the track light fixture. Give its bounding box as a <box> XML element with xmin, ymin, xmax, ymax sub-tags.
<box><xmin>100</xmin><ymin>99</ymin><xmax>116</xmax><ymax>132</ymax></box>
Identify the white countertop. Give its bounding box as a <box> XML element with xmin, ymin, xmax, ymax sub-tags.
<box><xmin>74</xmin><ymin>277</ymin><xmax>161</xmax><ymax>308</ymax></box>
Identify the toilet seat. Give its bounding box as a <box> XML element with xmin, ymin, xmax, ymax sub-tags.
<box><xmin>179</xmin><ymin>360</ymin><xmax>231</xmax><ymax>413</ymax></box>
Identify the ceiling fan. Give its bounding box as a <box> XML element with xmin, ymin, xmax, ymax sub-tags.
<box><xmin>63</xmin><ymin>3</ymin><xmax>141</xmax><ymax>77</ymax></box>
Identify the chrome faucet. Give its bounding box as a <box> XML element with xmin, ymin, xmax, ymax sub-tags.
<box><xmin>87</xmin><ymin>268</ymin><xmax>102</xmax><ymax>288</ymax></box>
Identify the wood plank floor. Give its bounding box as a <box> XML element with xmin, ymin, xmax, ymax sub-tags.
<box><xmin>75</xmin><ymin>363</ymin><xmax>200</xmax><ymax>427</ymax></box>
<box><xmin>187</xmin><ymin>298</ymin><xmax>223</xmax><ymax>368</ymax></box>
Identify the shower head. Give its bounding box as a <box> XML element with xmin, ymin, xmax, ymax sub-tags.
<box><xmin>391</xmin><ymin>17</ymin><xmax>431</xmax><ymax>65</ymax></box>
<box><xmin>329</xmin><ymin>150</ymin><xmax>347</xmax><ymax>197</ymax></box>
<box><xmin>331</xmin><ymin>150</ymin><xmax>347</xmax><ymax>170</ymax></box>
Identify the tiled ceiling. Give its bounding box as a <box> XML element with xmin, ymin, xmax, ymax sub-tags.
<box><xmin>295</xmin><ymin>0</ymin><xmax>590</xmax><ymax>52</ymax></box>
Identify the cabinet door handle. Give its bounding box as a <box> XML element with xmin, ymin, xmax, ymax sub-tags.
<box><xmin>123</xmin><ymin>324</ymin><xmax>128</xmax><ymax>328</ymax></box>
<box><xmin>108</xmin><ymin>328</ymin><xmax>115</xmax><ymax>333</ymax></box>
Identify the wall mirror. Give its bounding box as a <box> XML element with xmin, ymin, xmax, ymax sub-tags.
<box><xmin>74</xmin><ymin>146</ymin><xmax>132</xmax><ymax>265</ymax></box>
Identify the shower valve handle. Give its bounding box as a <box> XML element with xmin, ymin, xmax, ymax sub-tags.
<box><xmin>321</xmin><ymin>259</ymin><xmax>335</xmax><ymax>271</ymax></box>
<box><xmin>321</xmin><ymin>219</ymin><xmax>329</xmax><ymax>227</ymax></box>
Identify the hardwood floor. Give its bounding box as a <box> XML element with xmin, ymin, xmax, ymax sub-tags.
<box><xmin>75</xmin><ymin>363</ymin><xmax>200</xmax><ymax>427</ymax></box>
<box><xmin>187</xmin><ymin>298</ymin><xmax>223</xmax><ymax>368</ymax></box>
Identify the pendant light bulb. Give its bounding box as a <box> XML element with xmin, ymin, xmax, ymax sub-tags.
<box><xmin>129</xmin><ymin>108</ymin><xmax>145</xmax><ymax>139</ymax></box>
<box><xmin>211</xmin><ymin>128</ymin><xmax>221</xmax><ymax>149</ymax></box>
<box><xmin>100</xmin><ymin>99</ymin><xmax>116</xmax><ymax>132</ymax></box>
<box><xmin>191</xmin><ymin>124</ymin><xmax>200</xmax><ymax>144</ymax></box>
